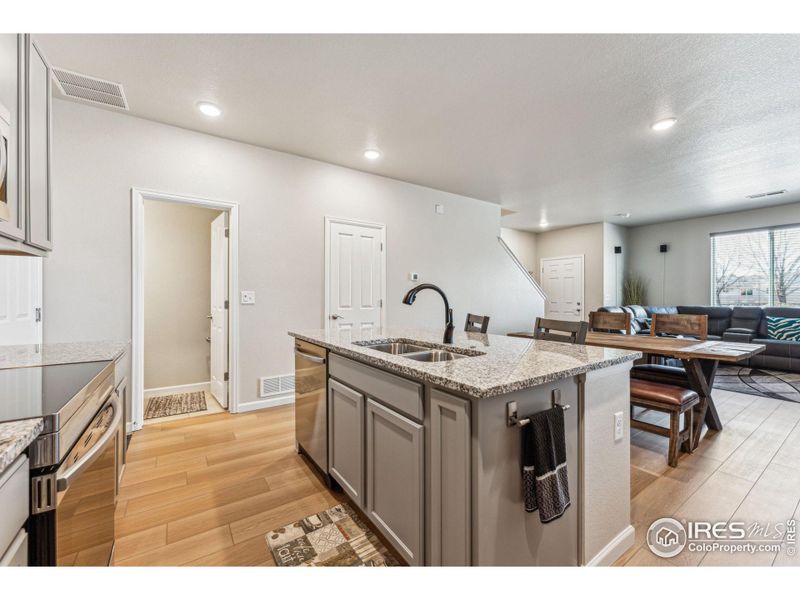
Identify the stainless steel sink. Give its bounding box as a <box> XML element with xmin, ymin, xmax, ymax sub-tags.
<box><xmin>402</xmin><ymin>350</ymin><xmax>467</xmax><ymax>362</ymax></box>
<box><xmin>364</xmin><ymin>342</ymin><xmax>430</xmax><ymax>355</ymax></box>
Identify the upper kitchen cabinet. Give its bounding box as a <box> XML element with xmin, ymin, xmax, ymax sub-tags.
<box><xmin>0</xmin><ymin>35</ymin><xmax>25</xmax><ymax>242</ymax></box>
<box><xmin>0</xmin><ymin>34</ymin><xmax>53</xmax><ymax>256</ymax></box>
<box><xmin>24</xmin><ymin>36</ymin><xmax>52</xmax><ymax>251</ymax></box>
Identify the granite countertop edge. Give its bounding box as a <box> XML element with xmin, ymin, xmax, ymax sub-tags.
<box><xmin>0</xmin><ymin>418</ymin><xmax>43</xmax><ymax>474</ymax></box>
<box><xmin>0</xmin><ymin>340</ymin><xmax>130</xmax><ymax>370</ymax></box>
<box><xmin>289</xmin><ymin>330</ymin><xmax>640</xmax><ymax>399</ymax></box>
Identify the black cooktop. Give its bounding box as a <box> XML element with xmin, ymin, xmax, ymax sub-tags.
<box><xmin>0</xmin><ymin>361</ymin><xmax>112</xmax><ymax>424</ymax></box>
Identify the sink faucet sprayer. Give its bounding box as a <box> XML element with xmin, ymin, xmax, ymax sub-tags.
<box><xmin>401</xmin><ymin>284</ymin><xmax>454</xmax><ymax>344</ymax></box>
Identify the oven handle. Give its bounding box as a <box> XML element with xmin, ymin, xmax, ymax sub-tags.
<box><xmin>56</xmin><ymin>392</ymin><xmax>121</xmax><ymax>492</ymax></box>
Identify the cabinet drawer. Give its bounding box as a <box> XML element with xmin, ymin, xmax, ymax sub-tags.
<box><xmin>0</xmin><ymin>529</ymin><xmax>27</xmax><ymax>567</ymax></box>
<box><xmin>330</xmin><ymin>354</ymin><xmax>423</xmax><ymax>421</ymax></box>
<box><xmin>0</xmin><ymin>455</ymin><xmax>29</xmax><ymax>554</ymax></box>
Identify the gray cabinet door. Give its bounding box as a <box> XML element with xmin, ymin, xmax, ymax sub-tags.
<box><xmin>0</xmin><ymin>34</ymin><xmax>24</xmax><ymax>241</ymax></box>
<box><xmin>328</xmin><ymin>378</ymin><xmax>365</xmax><ymax>507</ymax></box>
<box><xmin>25</xmin><ymin>36</ymin><xmax>52</xmax><ymax>251</ymax></box>
<box><xmin>366</xmin><ymin>398</ymin><xmax>424</xmax><ymax>565</ymax></box>
<box><xmin>428</xmin><ymin>389</ymin><xmax>471</xmax><ymax>565</ymax></box>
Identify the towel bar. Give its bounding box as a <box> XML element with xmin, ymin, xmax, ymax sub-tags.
<box><xmin>506</xmin><ymin>390</ymin><xmax>570</xmax><ymax>428</ymax></box>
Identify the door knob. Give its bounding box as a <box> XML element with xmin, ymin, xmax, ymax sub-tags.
<box><xmin>330</xmin><ymin>314</ymin><xmax>343</xmax><ymax>320</ymax></box>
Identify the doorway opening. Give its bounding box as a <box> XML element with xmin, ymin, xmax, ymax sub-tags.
<box><xmin>131</xmin><ymin>189</ymin><xmax>239</xmax><ymax>431</ymax></box>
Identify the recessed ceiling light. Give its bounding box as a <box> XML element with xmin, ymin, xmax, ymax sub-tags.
<box><xmin>197</xmin><ymin>101</ymin><xmax>222</xmax><ymax>117</ymax></box>
<box><xmin>651</xmin><ymin>117</ymin><xmax>677</xmax><ymax>132</ymax></box>
<box><xmin>615</xmin><ymin>212</ymin><xmax>631</xmax><ymax>219</ymax></box>
<box><xmin>539</xmin><ymin>221</ymin><xmax>549</xmax><ymax>229</ymax></box>
<box><xmin>363</xmin><ymin>149</ymin><xmax>381</xmax><ymax>160</ymax></box>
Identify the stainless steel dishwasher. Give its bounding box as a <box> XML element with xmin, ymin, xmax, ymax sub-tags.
<box><xmin>294</xmin><ymin>340</ymin><xmax>329</xmax><ymax>479</ymax></box>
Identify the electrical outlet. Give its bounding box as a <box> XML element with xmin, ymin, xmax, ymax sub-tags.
<box><xmin>240</xmin><ymin>290</ymin><xmax>256</xmax><ymax>305</ymax></box>
<box><xmin>614</xmin><ymin>411</ymin><xmax>624</xmax><ymax>441</ymax></box>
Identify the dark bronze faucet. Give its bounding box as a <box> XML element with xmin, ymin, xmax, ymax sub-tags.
<box><xmin>402</xmin><ymin>284</ymin><xmax>454</xmax><ymax>344</ymax></box>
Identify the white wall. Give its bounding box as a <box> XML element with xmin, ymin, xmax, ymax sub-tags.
<box><xmin>44</xmin><ymin>99</ymin><xmax>544</xmax><ymax>409</ymax></box>
<box><xmin>500</xmin><ymin>227</ymin><xmax>537</xmax><ymax>274</ymax></box>
<box><xmin>602</xmin><ymin>223</ymin><xmax>628</xmax><ymax>307</ymax></box>
<box><xmin>144</xmin><ymin>201</ymin><xmax>221</xmax><ymax>390</ymax></box>
<box><xmin>627</xmin><ymin>202</ymin><xmax>800</xmax><ymax>306</ymax></box>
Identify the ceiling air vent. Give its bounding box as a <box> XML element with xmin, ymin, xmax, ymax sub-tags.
<box><xmin>52</xmin><ymin>67</ymin><xmax>129</xmax><ymax>110</ymax></box>
<box><xmin>746</xmin><ymin>189</ymin><xmax>787</xmax><ymax>199</ymax></box>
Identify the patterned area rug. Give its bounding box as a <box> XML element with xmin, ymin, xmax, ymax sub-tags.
<box><xmin>144</xmin><ymin>391</ymin><xmax>208</xmax><ymax>419</ymax></box>
<box><xmin>266</xmin><ymin>503</ymin><xmax>399</xmax><ymax>566</ymax></box>
<box><xmin>714</xmin><ymin>366</ymin><xmax>800</xmax><ymax>403</ymax></box>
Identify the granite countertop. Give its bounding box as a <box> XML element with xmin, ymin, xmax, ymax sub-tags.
<box><xmin>0</xmin><ymin>341</ymin><xmax>129</xmax><ymax>370</ymax></box>
<box><xmin>0</xmin><ymin>418</ymin><xmax>43</xmax><ymax>473</ymax></box>
<box><xmin>289</xmin><ymin>328</ymin><xmax>641</xmax><ymax>399</ymax></box>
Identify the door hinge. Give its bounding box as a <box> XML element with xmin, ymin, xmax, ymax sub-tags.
<box><xmin>379</xmin><ymin>299</ymin><xmax>383</xmax><ymax>308</ymax></box>
<box><xmin>224</xmin><ymin>372</ymin><xmax>229</xmax><ymax>382</ymax></box>
<box><xmin>224</xmin><ymin>227</ymin><xmax>229</xmax><ymax>238</ymax></box>
<box><xmin>35</xmin><ymin>307</ymin><xmax>42</xmax><ymax>323</ymax></box>
<box><xmin>224</xmin><ymin>300</ymin><xmax>229</xmax><ymax>309</ymax></box>
<box><xmin>380</xmin><ymin>242</ymin><xmax>383</xmax><ymax>251</ymax></box>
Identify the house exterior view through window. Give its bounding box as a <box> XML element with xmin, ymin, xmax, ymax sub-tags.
<box><xmin>711</xmin><ymin>225</ymin><xmax>800</xmax><ymax>306</ymax></box>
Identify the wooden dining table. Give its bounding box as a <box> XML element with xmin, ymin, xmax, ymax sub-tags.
<box><xmin>508</xmin><ymin>330</ymin><xmax>766</xmax><ymax>449</ymax></box>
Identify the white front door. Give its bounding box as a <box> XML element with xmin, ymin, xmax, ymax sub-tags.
<box><xmin>326</xmin><ymin>219</ymin><xmax>385</xmax><ymax>341</ymax></box>
<box><xmin>540</xmin><ymin>256</ymin><xmax>584</xmax><ymax>321</ymax></box>
<box><xmin>0</xmin><ymin>256</ymin><xmax>43</xmax><ymax>345</ymax></box>
<box><xmin>210</xmin><ymin>213</ymin><xmax>229</xmax><ymax>408</ymax></box>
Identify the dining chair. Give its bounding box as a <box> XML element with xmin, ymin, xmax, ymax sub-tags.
<box><xmin>650</xmin><ymin>313</ymin><xmax>708</xmax><ymax>341</ymax></box>
<box><xmin>630</xmin><ymin>379</ymin><xmax>699</xmax><ymax>467</ymax></box>
<box><xmin>532</xmin><ymin>317</ymin><xmax>588</xmax><ymax>344</ymax></box>
<box><xmin>588</xmin><ymin>311</ymin><xmax>631</xmax><ymax>334</ymax></box>
<box><xmin>464</xmin><ymin>313</ymin><xmax>490</xmax><ymax>333</ymax></box>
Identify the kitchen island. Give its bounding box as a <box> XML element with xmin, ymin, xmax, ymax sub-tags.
<box><xmin>289</xmin><ymin>327</ymin><xmax>640</xmax><ymax>566</ymax></box>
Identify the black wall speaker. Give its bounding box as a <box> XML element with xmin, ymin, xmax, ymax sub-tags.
<box><xmin>660</xmin><ymin>244</ymin><xmax>669</xmax><ymax>253</ymax></box>
<box><xmin>614</xmin><ymin>246</ymin><xmax>622</xmax><ymax>254</ymax></box>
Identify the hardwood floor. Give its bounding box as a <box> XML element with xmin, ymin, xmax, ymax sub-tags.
<box><xmin>617</xmin><ymin>388</ymin><xmax>800</xmax><ymax>566</ymax></box>
<box><xmin>113</xmin><ymin>404</ymin><xmax>343</xmax><ymax>566</ymax></box>
<box><xmin>113</xmin><ymin>391</ymin><xmax>800</xmax><ymax>566</ymax></box>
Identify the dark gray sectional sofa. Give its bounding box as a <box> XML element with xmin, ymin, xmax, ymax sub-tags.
<box><xmin>598</xmin><ymin>304</ymin><xmax>800</xmax><ymax>372</ymax></box>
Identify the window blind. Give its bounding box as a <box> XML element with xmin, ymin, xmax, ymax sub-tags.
<box><xmin>711</xmin><ymin>224</ymin><xmax>800</xmax><ymax>307</ymax></box>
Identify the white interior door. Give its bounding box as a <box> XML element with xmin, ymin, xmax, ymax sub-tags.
<box><xmin>0</xmin><ymin>256</ymin><xmax>43</xmax><ymax>345</ymax></box>
<box><xmin>210</xmin><ymin>213</ymin><xmax>229</xmax><ymax>408</ymax></box>
<box><xmin>327</xmin><ymin>219</ymin><xmax>385</xmax><ymax>342</ymax></box>
<box><xmin>540</xmin><ymin>256</ymin><xmax>584</xmax><ymax>321</ymax></box>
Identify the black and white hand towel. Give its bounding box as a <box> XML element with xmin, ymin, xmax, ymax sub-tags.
<box><xmin>522</xmin><ymin>406</ymin><xmax>571</xmax><ymax>523</ymax></box>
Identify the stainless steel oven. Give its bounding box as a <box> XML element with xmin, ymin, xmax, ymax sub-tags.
<box><xmin>0</xmin><ymin>360</ymin><xmax>121</xmax><ymax>566</ymax></box>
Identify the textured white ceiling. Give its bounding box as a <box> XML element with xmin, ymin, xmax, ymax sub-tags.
<box><xmin>38</xmin><ymin>34</ymin><xmax>800</xmax><ymax>230</ymax></box>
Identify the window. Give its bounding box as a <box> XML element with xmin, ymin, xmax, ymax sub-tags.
<box><xmin>711</xmin><ymin>225</ymin><xmax>800</xmax><ymax>307</ymax></box>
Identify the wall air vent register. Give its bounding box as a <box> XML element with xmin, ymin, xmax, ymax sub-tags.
<box><xmin>52</xmin><ymin>67</ymin><xmax>129</xmax><ymax>110</ymax></box>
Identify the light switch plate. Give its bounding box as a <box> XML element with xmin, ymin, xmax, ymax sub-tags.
<box><xmin>614</xmin><ymin>411</ymin><xmax>624</xmax><ymax>441</ymax></box>
<box><xmin>435</xmin><ymin>203</ymin><xmax>445</xmax><ymax>214</ymax></box>
<box><xmin>409</xmin><ymin>272</ymin><xmax>419</xmax><ymax>282</ymax></box>
<box><xmin>240</xmin><ymin>290</ymin><xmax>256</xmax><ymax>305</ymax></box>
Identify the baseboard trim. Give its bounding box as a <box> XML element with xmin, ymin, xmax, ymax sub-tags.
<box><xmin>585</xmin><ymin>525</ymin><xmax>635</xmax><ymax>566</ymax></box>
<box><xmin>144</xmin><ymin>381</ymin><xmax>210</xmax><ymax>397</ymax></box>
<box><xmin>236</xmin><ymin>393</ymin><xmax>294</xmax><ymax>413</ymax></box>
